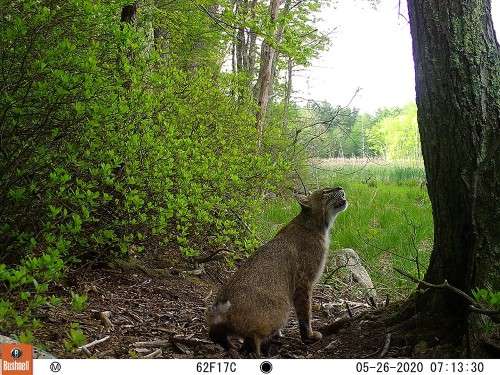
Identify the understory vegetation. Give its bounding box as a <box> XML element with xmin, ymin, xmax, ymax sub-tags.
<box><xmin>1</xmin><ymin>0</ymin><xmax>293</xmax><ymax>341</ymax></box>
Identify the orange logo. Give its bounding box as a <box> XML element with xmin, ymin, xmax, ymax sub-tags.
<box><xmin>0</xmin><ymin>343</ymin><xmax>33</xmax><ymax>375</ymax></box>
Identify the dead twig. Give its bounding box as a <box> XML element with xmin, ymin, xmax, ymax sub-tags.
<box><xmin>394</xmin><ymin>267</ymin><xmax>476</xmax><ymax>303</ymax></box>
<box><xmin>322</xmin><ymin>262</ymin><xmax>348</xmax><ymax>283</ymax></box>
<box><xmin>394</xmin><ymin>267</ymin><xmax>500</xmax><ymax>320</ymax></box>
<box><xmin>172</xmin><ymin>341</ymin><xmax>192</xmax><ymax>355</ymax></box>
<box><xmin>77</xmin><ymin>336</ymin><xmax>110</xmax><ymax>354</ymax></box>
<box><xmin>322</xmin><ymin>299</ymin><xmax>372</xmax><ymax>310</ymax></box>
<box><xmin>345</xmin><ymin>301</ymin><xmax>353</xmax><ymax>318</ymax></box>
<box><xmin>121</xmin><ymin>308</ymin><xmax>143</xmax><ymax>323</ymax></box>
<box><xmin>142</xmin><ymin>348</ymin><xmax>162</xmax><ymax>359</ymax></box>
<box><xmin>379</xmin><ymin>333</ymin><xmax>392</xmax><ymax>358</ymax></box>
<box><xmin>133</xmin><ymin>340</ymin><xmax>170</xmax><ymax>348</ymax></box>
<box><xmin>293</xmin><ymin>168</ymin><xmax>309</xmax><ymax>195</ymax></box>
<box><xmin>172</xmin><ymin>335</ymin><xmax>213</xmax><ymax>346</ymax></box>
<box><xmin>361</xmin><ymin>346</ymin><xmax>380</xmax><ymax>359</ymax></box>
<box><xmin>397</xmin><ymin>0</ymin><xmax>410</xmax><ymax>23</ymax></box>
<box><xmin>203</xmin><ymin>289</ymin><xmax>213</xmax><ymax>302</ymax></box>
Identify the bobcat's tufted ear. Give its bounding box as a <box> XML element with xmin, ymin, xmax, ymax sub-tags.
<box><xmin>294</xmin><ymin>192</ymin><xmax>312</xmax><ymax>209</ymax></box>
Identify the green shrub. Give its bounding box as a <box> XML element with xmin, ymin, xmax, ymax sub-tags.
<box><xmin>70</xmin><ymin>292</ymin><xmax>88</xmax><ymax>313</ymax></box>
<box><xmin>63</xmin><ymin>322</ymin><xmax>87</xmax><ymax>352</ymax></box>
<box><xmin>0</xmin><ymin>0</ymin><xmax>288</xmax><ymax>338</ymax></box>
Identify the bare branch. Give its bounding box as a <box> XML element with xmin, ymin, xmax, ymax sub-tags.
<box><xmin>394</xmin><ymin>267</ymin><xmax>500</xmax><ymax>321</ymax></box>
<box><xmin>77</xmin><ymin>336</ymin><xmax>110</xmax><ymax>354</ymax></box>
<box><xmin>142</xmin><ymin>348</ymin><xmax>162</xmax><ymax>358</ymax></box>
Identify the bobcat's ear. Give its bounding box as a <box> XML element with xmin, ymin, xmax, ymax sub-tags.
<box><xmin>294</xmin><ymin>192</ymin><xmax>312</xmax><ymax>209</ymax></box>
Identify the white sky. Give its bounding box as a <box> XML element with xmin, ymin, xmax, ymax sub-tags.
<box><xmin>294</xmin><ymin>0</ymin><xmax>500</xmax><ymax>114</ymax></box>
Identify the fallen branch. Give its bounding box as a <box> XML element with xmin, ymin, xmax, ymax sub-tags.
<box><xmin>172</xmin><ymin>341</ymin><xmax>192</xmax><ymax>355</ymax></box>
<box><xmin>361</xmin><ymin>347</ymin><xmax>380</xmax><ymax>359</ymax></box>
<box><xmin>133</xmin><ymin>340</ymin><xmax>170</xmax><ymax>348</ymax></box>
<box><xmin>121</xmin><ymin>308</ymin><xmax>143</xmax><ymax>323</ymax></box>
<box><xmin>203</xmin><ymin>289</ymin><xmax>213</xmax><ymax>302</ymax></box>
<box><xmin>172</xmin><ymin>335</ymin><xmax>213</xmax><ymax>346</ymax></box>
<box><xmin>322</xmin><ymin>299</ymin><xmax>372</xmax><ymax>310</ymax></box>
<box><xmin>379</xmin><ymin>333</ymin><xmax>392</xmax><ymax>358</ymax></box>
<box><xmin>142</xmin><ymin>348</ymin><xmax>162</xmax><ymax>359</ymax></box>
<box><xmin>394</xmin><ymin>267</ymin><xmax>500</xmax><ymax>320</ymax></box>
<box><xmin>77</xmin><ymin>336</ymin><xmax>110</xmax><ymax>354</ymax></box>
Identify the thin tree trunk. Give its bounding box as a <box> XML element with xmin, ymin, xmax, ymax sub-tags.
<box><xmin>255</xmin><ymin>0</ymin><xmax>280</xmax><ymax>149</ymax></box>
<box><xmin>283</xmin><ymin>57</ymin><xmax>293</xmax><ymax>127</ymax></box>
<box><xmin>234</xmin><ymin>0</ymin><xmax>254</xmax><ymax>75</ymax></box>
<box><xmin>235</xmin><ymin>0</ymin><xmax>244</xmax><ymax>73</ymax></box>
<box><xmin>232</xmin><ymin>35</ymin><xmax>237</xmax><ymax>73</ymax></box>
<box><xmin>407</xmin><ymin>0</ymin><xmax>500</xmax><ymax>355</ymax></box>
<box><xmin>247</xmin><ymin>0</ymin><xmax>258</xmax><ymax>79</ymax></box>
<box><xmin>270</xmin><ymin>0</ymin><xmax>292</xmax><ymax>99</ymax></box>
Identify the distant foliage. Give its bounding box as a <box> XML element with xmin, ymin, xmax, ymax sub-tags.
<box><xmin>304</xmin><ymin>102</ymin><xmax>421</xmax><ymax>161</ymax></box>
<box><xmin>368</xmin><ymin>104</ymin><xmax>421</xmax><ymax>160</ymax></box>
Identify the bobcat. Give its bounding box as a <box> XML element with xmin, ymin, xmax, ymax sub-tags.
<box><xmin>207</xmin><ymin>187</ymin><xmax>348</xmax><ymax>356</ymax></box>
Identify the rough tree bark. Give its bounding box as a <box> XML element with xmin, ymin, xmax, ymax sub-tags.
<box><xmin>407</xmin><ymin>0</ymin><xmax>499</xmax><ymax>356</ymax></box>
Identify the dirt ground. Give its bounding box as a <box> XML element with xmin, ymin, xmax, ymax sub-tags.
<box><xmin>30</xmin><ymin>248</ymin><xmax>422</xmax><ymax>360</ymax></box>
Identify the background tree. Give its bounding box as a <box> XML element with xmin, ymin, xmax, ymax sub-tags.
<box><xmin>406</xmin><ymin>0</ymin><xmax>499</xmax><ymax>355</ymax></box>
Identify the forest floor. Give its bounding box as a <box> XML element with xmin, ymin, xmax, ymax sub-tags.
<box><xmin>35</xmin><ymin>249</ymin><xmax>419</xmax><ymax>359</ymax></box>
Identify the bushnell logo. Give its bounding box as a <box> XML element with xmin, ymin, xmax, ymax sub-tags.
<box><xmin>0</xmin><ymin>343</ymin><xmax>33</xmax><ymax>375</ymax></box>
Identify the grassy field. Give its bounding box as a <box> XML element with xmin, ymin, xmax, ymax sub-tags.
<box><xmin>250</xmin><ymin>159</ymin><xmax>433</xmax><ymax>300</ymax></box>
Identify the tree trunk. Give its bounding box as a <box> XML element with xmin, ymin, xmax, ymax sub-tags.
<box><xmin>247</xmin><ymin>0</ymin><xmax>258</xmax><ymax>78</ymax></box>
<box><xmin>121</xmin><ymin>3</ymin><xmax>138</xmax><ymax>24</ymax></box>
<box><xmin>234</xmin><ymin>1</ymin><xmax>245</xmax><ymax>73</ymax></box>
<box><xmin>255</xmin><ymin>0</ymin><xmax>280</xmax><ymax>149</ymax></box>
<box><xmin>269</xmin><ymin>0</ymin><xmax>292</xmax><ymax>99</ymax></box>
<box><xmin>407</xmin><ymin>0</ymin><xmax>500</xmax><ymax>355</ymax></box>
<box><xmin>120</xmin><ymin>3</ymin><xmax>138</xmax><ymax>89</ymax></box>
<box><xmin>283</xmin><ymin>57</ymin><xmax>293</xmax><ymax>127</ymax></box>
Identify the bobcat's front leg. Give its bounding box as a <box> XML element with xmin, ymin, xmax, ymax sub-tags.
<box><xmin>293</xmin><ymin>287</ymin><xmax>322</xmax><ymax>343</ymax></box>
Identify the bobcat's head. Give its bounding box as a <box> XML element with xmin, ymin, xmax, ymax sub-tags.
<box><xmin>295</xmin><ymin>187</ymin><xmax>348</xmax><ymax>229</ymax></box>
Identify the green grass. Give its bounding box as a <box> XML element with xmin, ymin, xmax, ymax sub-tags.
<box><xmin>250</xmin><ymin>161</ymin><xmax>433</xmax><ymax>299</ymax></box>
